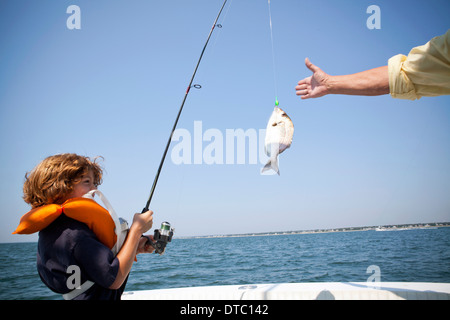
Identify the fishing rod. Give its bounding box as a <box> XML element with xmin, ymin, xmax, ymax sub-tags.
<box><xmin>142</xmin><ymin>0</ymin><xmax>228</xmax><ymax>214</ymax></box>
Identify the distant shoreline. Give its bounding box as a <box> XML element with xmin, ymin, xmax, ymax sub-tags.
<box><xmin>175</xmin><ymin>222</ymin><xmax>450</xmax><ymax>240</ymax></box>
<box><xmin>3</xmin><ymin>222</ymin><xmax>449</xmax><ymax>244</ymax></box>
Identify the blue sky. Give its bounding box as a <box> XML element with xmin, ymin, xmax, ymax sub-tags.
<box><xmin>1</xmin><ymin>0</ymin><xmax>449</xmax><ymax>242</ymax></box>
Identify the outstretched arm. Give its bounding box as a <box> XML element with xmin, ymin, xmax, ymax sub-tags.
<box><xmin>295</xmin><ymin>58</ymin><xmax>389</xmax><ymax>99</ymax></box>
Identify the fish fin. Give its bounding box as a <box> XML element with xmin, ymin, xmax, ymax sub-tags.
<box><xmin>261</xmin><ymin>158</ymin><xmax>280</xmax><ymax>175</ymax></box>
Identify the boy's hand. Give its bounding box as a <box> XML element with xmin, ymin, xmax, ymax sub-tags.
<box><xmin>137</xmin><ymin>235</ymin><xmax>155</xmax><ymax>254</ymax></box>
<box><xmin>131</xmin><ymin>210</ymin><xmax>153</xmax><ymax>234</ymax></box>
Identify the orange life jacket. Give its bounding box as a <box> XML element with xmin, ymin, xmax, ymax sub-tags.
<box><xmin>13</xmin><ymin>197</ymin><xmax>117</xmax><ymax>250</ymax></box>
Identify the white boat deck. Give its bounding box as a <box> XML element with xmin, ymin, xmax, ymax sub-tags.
<box><xmin>122</xmin><ymin>282</ymin><xmax>450</xmax><ymax>300</ymax></box>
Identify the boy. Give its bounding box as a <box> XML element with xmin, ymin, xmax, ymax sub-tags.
<box><xmin>14</xmin><ymin>153</ymin><xmax>155</xmax><ymax>300</ymax></box>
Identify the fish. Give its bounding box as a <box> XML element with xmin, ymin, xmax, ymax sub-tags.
<box><xmin>261</xmin><ymin>106</ymin><xmax>294</xmax><ymax>175</ymax></box>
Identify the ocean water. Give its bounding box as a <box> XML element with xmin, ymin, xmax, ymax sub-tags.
<box><xmin>1</xmin><ymin>228</ymin><xmax>449</xmax><ymax>300</ymax></box>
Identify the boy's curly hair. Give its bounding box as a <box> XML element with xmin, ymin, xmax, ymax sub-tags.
<box><xmin>23</xmin><ymin>153</ymin><xmax>103</xmax><ymax>208</ymax></box>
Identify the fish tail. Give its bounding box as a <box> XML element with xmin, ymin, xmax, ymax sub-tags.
<box><xmin>261</xmin><ymin>158</ymin><xmax>280</xmax><ymax>175</ymax></box>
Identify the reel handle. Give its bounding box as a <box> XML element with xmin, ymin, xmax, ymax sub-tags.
<box><xmin>143</xmin><ymin>222</ymin><xmax>174</xmax><ymax>255</ymax></box>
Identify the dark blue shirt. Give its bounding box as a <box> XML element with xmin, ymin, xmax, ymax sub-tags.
<box><xmin>37</xmin><ymin>214</ymin><xmax>126</xmax><ymax>300</ymax></box>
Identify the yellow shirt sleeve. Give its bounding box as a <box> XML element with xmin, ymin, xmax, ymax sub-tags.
<box><xmin>388</xmin><ymin>29</ymin><xmax>450</xmax><ymax>100</ymax></box>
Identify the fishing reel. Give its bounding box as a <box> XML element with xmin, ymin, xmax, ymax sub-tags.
<box><xmin>146</xmin><ymin>221</ymin><xmax>174</xmax><ymax>255</ymax></box>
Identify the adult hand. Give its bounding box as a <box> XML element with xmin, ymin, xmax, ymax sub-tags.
<box><xmin>295</xmin><ymin>58</ymin><xmax>331</xmax><ymax>99</ymax></box>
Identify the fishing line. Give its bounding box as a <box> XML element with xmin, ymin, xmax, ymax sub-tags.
<box><xmin>142</xmin><ymin>0</ymin><xmax>228</xmax><ymax>213</ymax></box>
<box><xmin>209</xmin><ymin>0</ymin><xmax>233</xmax><ymax>56</ymax></box>
<box><xmin>268</xmin><ymin>0</ymin><xmax>279</xmax><ymax>107</ymax></box>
